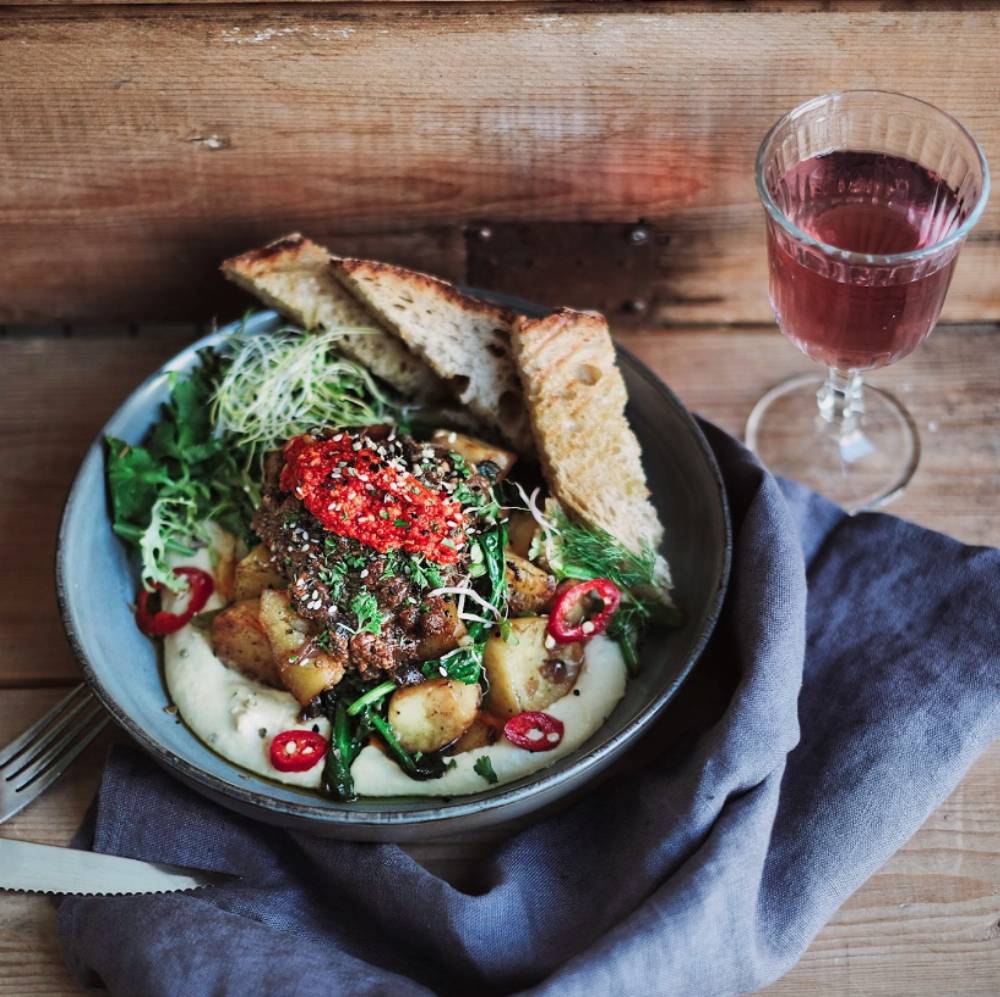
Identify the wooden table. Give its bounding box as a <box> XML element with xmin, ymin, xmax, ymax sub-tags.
<box><xmin>1</xmin><ymin>320</ymin><xmax>998</xmax><ymax>995</ymax></box>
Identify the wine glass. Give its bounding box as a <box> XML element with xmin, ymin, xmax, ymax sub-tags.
<box><xmin>746</xmin><ymin>91</ymin><xmax>989</xmax><ymax>512</ymax></box>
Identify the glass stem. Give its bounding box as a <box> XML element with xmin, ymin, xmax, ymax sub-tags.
<box><xmin>817</xmin><ymin>367</ymin><xmax>864</xmax><ymax>436</ymax></box>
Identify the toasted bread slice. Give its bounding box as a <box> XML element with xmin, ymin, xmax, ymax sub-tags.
<box><xmin>330</xmin><ymin>258</ymin><xmax>534</xmax><ymax>453</ymax></box>
<box><xmin>512</xmin><ymin>308</ymin><xmax>668</xmax><ymax>580</ymax></box>
<box><xmin>221</xmin><ymin>235</ymin><xmax>441</xmax><ymax>400</ymax></box>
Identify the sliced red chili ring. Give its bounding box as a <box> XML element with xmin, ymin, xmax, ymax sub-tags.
<box><xmin>135</xmin><ymin>566</ymin><xmax>215</xmax><ymax>637</ymax></box>
<box><xmin>547</xmin><ymin>577</ymin><xmax>622</xmax><ymax>644</ymax></box>
<box><xmin>503</xmin><ymin>711</ymin><xmax>564</xmax><ymax>752</ymax></box>
<box><xmin>269</xmin><ymin>729</ymin><xmax>329</xmax><ymax>772</ymax></box>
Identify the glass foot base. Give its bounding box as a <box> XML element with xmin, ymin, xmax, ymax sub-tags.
<box><xmin>745</xmin><ymin>373</ymin><xmax>920</xmax><ymax>513</ymax></box>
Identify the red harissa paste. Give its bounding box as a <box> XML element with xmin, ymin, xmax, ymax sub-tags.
<box><xmin>279</xmin><ymin>434</ymin><xmax>467</xmax><ymax>564</ymax></box>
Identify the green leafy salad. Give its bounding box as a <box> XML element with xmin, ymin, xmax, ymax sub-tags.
<box><xmin>108</xmin><ymin>319</ymin><xmax>678</xmax><ymax>801</ymax></box>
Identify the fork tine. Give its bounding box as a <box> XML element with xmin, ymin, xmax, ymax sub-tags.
<box><xmin>6</xmin><ymin>698</ymin><xmax>106</xmax><ymax>787</ymax></box>
<box><xmin>13</xmin><ymin>714</ymin><xmax>109</xmax><ymax>797</ymax></box>
<box><xmin>0</xmin><ymin>684</ymin><xmax>92</xmax><ymax>769</ymax></box>
<box><xmin>0</xmin><ymin>712</ymin><xmax>109</xmax><ymax>825</ymax></box>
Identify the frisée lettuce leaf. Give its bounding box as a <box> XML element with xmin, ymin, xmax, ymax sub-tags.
<box><xmin>107</xmin><ymin>350</ymin><xmax>255</xmax><ymax>592</ymax></box>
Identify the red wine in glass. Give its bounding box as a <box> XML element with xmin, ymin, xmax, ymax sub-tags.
<box><xmin>766</xmin><ymin>151</ymin><xmax>967</xmax><ymax>371</ymax></box>
<box><xmin>749</xmin><ymin>91</ymin><xmax>989</xmax><ymax>512</ymax></box>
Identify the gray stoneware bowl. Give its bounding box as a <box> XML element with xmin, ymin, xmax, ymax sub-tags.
<box><xmin>57</xmin><ymin>307</ymin><xmax>730</xmax><ymax>841</ymax></box>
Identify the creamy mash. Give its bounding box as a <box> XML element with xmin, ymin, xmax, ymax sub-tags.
<box><xmin>164</xmin><ymin>546</ymin><xmax>627</xmax><ymax>795</ymax></box>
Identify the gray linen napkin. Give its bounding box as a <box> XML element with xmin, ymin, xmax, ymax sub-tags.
<box><xmin>57</xmin><ymin>424</ymin><xmax>1000</xmax><ymax>996</ymax></box>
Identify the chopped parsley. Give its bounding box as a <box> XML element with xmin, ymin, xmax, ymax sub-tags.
<box><xmin>473</xmin><ymin>755</ymin><xmax>498</xmax><ymax>784</ymax></box>
<box><xmin>350</xmin><ymin>591</ymin><xmax>384</xmax><ymax>635</ymax></box>
<box><xmin>450</xmin><ymin>453</ymin><xmax>474</xmax><ymax>480</ymax></box>
<box><xmin>318</xmin><ymin>561</ymin><xmax>348</xmax><ymax>601</ymax></box>
<box><xmin>404</xmin><ymin>554</ymin><xmax>445</xmax><ymax>591</ymax></box>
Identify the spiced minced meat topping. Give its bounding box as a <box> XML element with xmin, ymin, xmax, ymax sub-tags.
<box><xmin>252</xmin><ymin>426</ymin><xmax>495</xmax><ymax>684</ymax></box>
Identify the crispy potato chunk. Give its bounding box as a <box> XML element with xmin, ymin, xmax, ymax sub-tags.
<box><xmin>413</xmin><ymin>601</ymin><xmax>467</xmax><ymax>662</ymax></box>
<box><xmin>505</xmin><ymin>552</ymin><xmax>556</xmax><ymax>615</ymax></box>
<box><xmin>210</xmin><ymin>598</ymin><xmax>280</xmax><ymax>687</ymax></box>
<box><xmin>258</xmin><ymin>589</ymin><xmax>344</xmax><ymax>705</ymax></box>
<box><xmin>483</xmin><ymin>616</ymin><xmax>583</xmax><ymax>718</ymax></box>
<box><xmin>278</xmin><ymin>656</ymin><xmax>345</xmax><ymax>709</ymax></box>
<box><xmin>388</xmin><ymin>678</ymin><xmax>481</xmax><ymax>754</ymax></box>
<box><xmin>258</xmin><ymin>588</ymin><xmax>309</xmax><ymax>658</ymax></box>
<box><xmin>431</xmin><ymin>430</ymin><xmax>517</xmax><ymax>481</ymax></box>
<box><xmin>506</xmin><ymin>510</ymin><xmax>539</xmax><ymax>559</ymax></box>
<box><xmin>233</xmin><ymin>544</ymin><xmax>286</xmax><ymax>602</ymax></box>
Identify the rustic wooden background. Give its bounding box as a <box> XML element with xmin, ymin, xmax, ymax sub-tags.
<box><xmin>2</xmin><ymin>323</ymin><xmax>999</xmax><ymax>995</ymax></box>
<box><xmin>1</xmin><ymin>1</ymin><xmax>999</xmax><ymax>994</ymax></box>
<box><xmin>2</xmin><ymin>1</ymin><xmax>1000</xmax><ymax>327</ymax></box>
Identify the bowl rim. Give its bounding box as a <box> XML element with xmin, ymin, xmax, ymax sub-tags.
<box><xmin>56</xmin><ymin>309</ymin><xmax>731</xmax><ymax>829</ymax></box>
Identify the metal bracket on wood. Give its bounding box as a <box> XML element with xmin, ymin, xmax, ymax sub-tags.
<box><xmin>465</xmin><ymin>221</ymin><xmax>658</xmax><ymax>323</ymax></box>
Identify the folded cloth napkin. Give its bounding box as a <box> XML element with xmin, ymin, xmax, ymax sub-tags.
<box><xmin>58</xmin><ymin>424</ymin><xmax>1000</xmax><ymax>997</ymax></box>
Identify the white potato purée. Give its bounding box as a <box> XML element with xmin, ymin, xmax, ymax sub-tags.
<box><xmin>163</xmin><ymin>538</ymin><xmax>628</xmax><ymax>795</ymax></box>
<box><xmin>351</xmin><ymin>636</ymin><xmax>627</xmax><ymax>797</ymax></box>
<box><xmin>163</xmin><ymin>541</ymin><xmax>329</xmax><ymax>790</ymax></box>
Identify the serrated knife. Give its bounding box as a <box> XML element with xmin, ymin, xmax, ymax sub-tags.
<box><xmin>0</xmin><ymin>838</ymin><xmax>232</xmax><ymax>896</ymax></box>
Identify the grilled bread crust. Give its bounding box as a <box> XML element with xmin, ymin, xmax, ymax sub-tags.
<box><xmin>330</xmin><ymin>257</ymin><xmax>534</xmax><ymax>453</ymax></box>
<box><xmin>511</xmin><ymin>307</ymin><xmax>666</xmax><ymax>560</ymax></box>
<box><xmin>221</xmin><ymin>235</ymin><xmax>441</xmax><ymax>399</ymax></box>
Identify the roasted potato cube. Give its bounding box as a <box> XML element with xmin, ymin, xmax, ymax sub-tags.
<box><xmin>259</xmin><ymin>589</ymin><xmax>344</xmax><ymax>705</ymax></box>
<box><xmin>505</xmin><ymin>552</ymin><xmax>556</xmax><ymax>615</ymax></box>
<box><xmin>447</xmin><ymin>713</ymin><xmax>502</xmax><ymax>754</ymax></box>
<box><xmin>483</xmin><ymin>616</ymin><xmax>583</xmax><ymax>718</ymax></box>
<box><xmin>507</xmin><ymin>510</ymin><xmax>540</xmax><ymax>559</ymax></box>
<box><xmin>413</xmin><ymin>601</ymin><xmax>467</xmax><ymax>662</ymax></box>
<box><xmin>233</xmin><ymin>544</ymin><xmax>286</xmax><ymax>602</ymax></box>
<box><xmin>210</xmin><ymin>598</ymin><xmax>280</xmax><ymax>687</ymax></box>
<box><xmin>258</xmin><ymin>588</ymin><xmax>309</xmax><ymax>659</ymax></box>
<box><xmin>431</xmin><ymin>430</ymin><xmax>517</xmax><ymax>481</ymax></box>
<box><xmin>278</xmin><ymin>654</ymin><xmax>345</xmax><ymax>707</ymax></box>
<box><xmin>388</xmin><ymin>679</ymin><xmax>481</xmax><ymax>754</ymax></box>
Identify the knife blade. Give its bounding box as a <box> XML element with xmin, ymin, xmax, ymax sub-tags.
<box><xmin>0</xmin><ymin>838</ymin><xmax>232</xmax><ymax>896</ymax></box>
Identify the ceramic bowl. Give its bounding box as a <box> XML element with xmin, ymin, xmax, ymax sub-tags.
<box><xmin>57</xmin><ymin>309</ymin><xmax>730</xmax><ymax>840</ymax></box>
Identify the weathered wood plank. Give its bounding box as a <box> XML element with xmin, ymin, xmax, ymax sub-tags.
<box><xmin>0</xmin><ymin>2</ymin><xmax>976</xmax><ymax>9</ymax></box>
<box><xmin>1</xmin><ymin>6</ymin><xmax>999</xmax><ymax>323</ymax></box>
<box><xmin>764</xmin><ymin>740</ymin><xmax>1000</xmax><ymax>995</ymax></box>
<box><xmin>0</xmin><ymin>331</ymin><xmax>200</xmax><ymax>688</ymax></box>
<box><xmin>615</xmin><ymin>323</ymin><xmax>1000</xmax><ymax>547</ymax></box>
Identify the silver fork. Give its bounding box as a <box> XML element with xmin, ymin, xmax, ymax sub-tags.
<box><xmin>0</xmin><ymin>684</ymin><xmax>109</xmax><ymax>824</ymax></box>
